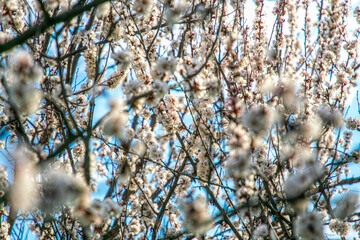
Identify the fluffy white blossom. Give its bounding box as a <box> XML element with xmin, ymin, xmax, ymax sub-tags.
<box><xmin>102</xmin><ymin>99</ymin><xmax>128</xmax><ymax>140</ymax></box>
<box><xmin>133</xmin><ymin>0</ymin><xmax>153</xmax><ymax>16</ymax></box>
<box><xmin>179</xmin><ymin>195</ymin><xmax>213</xmax><ymax>234</ymax></box>
<box><xmin>242</xmin><ymin>105</ymin><xmax>277</xmax><ymax>135</ymax></box>
<box><xmin>284</xmin><ymin>163</ymin><xmax>323</xmax><ymax>199</ymax></box>
<box><xmin>40</xmin><ymin>170</ymin><xmax>90</xmax><ymax>211</ymax></box>
<box><xmin>10</xmin><ymin>149</ymin><xmax>38</xmax><ymax>211</ymax></box>
<box><xmin>294</xmin><ymin>212</ymin><xmax>324</xmax><ymax>240</ymax></box>
<box><xmin>6</xmin><ymin>51</ymin><xmax>43</xmax><ymax>115</ymax></box>
<box><xmin>111</xmin><ymin>51</ymin><xmax>133</xmax><ymax>71</ymax></box>
<box><xmin>334</xmin><ymin>193</ymin><xmax>359</xmax><ymax>220</ymax></box>
<box><xmin>329</xmin><ymin>219</ymin><xmax>350</xmax><ymax>237</ymax></box>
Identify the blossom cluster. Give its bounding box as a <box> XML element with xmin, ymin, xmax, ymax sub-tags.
<box><xmin>0</xmin><ymin>0</ymin><xmax>360</xmax><ymax>239</ymax></box>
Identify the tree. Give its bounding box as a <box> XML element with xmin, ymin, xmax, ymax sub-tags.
<box><xmin>0</xmin><ymin>0</ymin><xmax>360</xmax><ymax>239</ymax></box>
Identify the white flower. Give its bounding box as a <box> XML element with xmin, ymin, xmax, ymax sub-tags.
<box><xmin>152</xmin><ymin>79</ymin><xmax>168</xmax><ymax>95</ymax></box>
<box><xmin>8</xmin><ymin>86</ymin><xmax>42</xmax><ymax>115</ymax></box>
<box><xmin>96</xmin><ymin>2</ymin><xmax>110</xmax><ymax>18</ymax></box>
<box><xmin>329</xmin><ymin>219</ymin><xmax>350</xmax><ymax>237</ymax></box>
<box><xmin>284</xmin><ymin>163</ymin><xmax>323</xmax><ymax>199</ymax></box>
<box><xmin>298</xmin><ymin>114</ymin><xmax>323</xmax><ymax>140</ymax></box>
<box><xmin>5</xmin><ymin>51</ymin><xmax>43</xmax><ymax>115</ymax></box>
<box><xmin>242</xmin><ymin>105</ymin><xmax>277</xmax><ymax>135</ymax></box>
<box><xmin>10</xmin><ymin>149</ymin><xmax>38</xmax><ymax>211</ymax></box>
<box><xmin>334</xmin><ymin>193</ymin><xmax>359</xmax><ymax>220</ymax></box>
<box><xmin>317</xmin><ymin>106</ymin><xmax>343</xmax><ymax>127</ymax></box>
<box><xmin>294</xmin><ymin>212</ymin><xmax>324</xmax><ymax>240</ymax></box>
<box><xmin>111</xmin><ymin>51</ymin><xmax>133</xmax><ymax>71</ymax></box>
<box><xmin>103</xmin><ymin>99</ymin><xmax>128</xmax><ymax>140</ymax></box>
<box><xmin>103</xmin><ymin>198</ymin><xmax>122</xmax><ymax>217</ymax></box>
<box><xmin>40</xmin><ymin>170</ymin><xmax>90</xmax><ymax>211</ymax></box>
<box><xmin>131</xmin><ymin>139</ymin><xmax>147</xmax><ymax>157</ymax></box>
<box><xmin>11</xmin><ymin>51</ymin><xmax>42</xmax><ymax>83</ymax></box>
<box><xmin>146</xmin><ymin>79</ymin><xmax>169</xmax><ymax>105</ymax></box>
<box><xmin>226</xmin><ymin>149</ymin><xmax>251</xmax><ymax>179</ymax></box>
<box><xmin>155</xmin><ymin>58</ymin><xmax>178</xmax><ymax>74</ymax></box>
<box><xmin>0</xmin><ymin>31</ymin><xmax>10</xmax><ymax>45</ymax></box>
<box><xmin>253</xmin><ymin>224</ymin><xmax>269</xmax><ymax>238</ymax></box>
<box><xmin>133</xmin><ymin>0</ymin><xmax>153</xmax><ymax>16</ymax></box>
<box><xmin>179</xmin><ymin>195</ymin><xmax>213</xmax><ymax>234</ymax></box>
<box><xmin>117</xmin><ymin>159</ymin><xmax>131</xmax><ymax>183</ymax></box>
<box><xmin>103</xmin><ymin>114</ymin><xmax>128</xmax><ymax>140</ymax></box>
<box><xmin>105</xmin><ymin>69</ymin><xmax>129</xmax><ymax>90</ymax></box>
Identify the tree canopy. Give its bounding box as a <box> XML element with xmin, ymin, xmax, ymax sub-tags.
<box><xmin>0</xmin><ymin>0</ymin><xmax>360</xmax><ymax>239</ymax></box>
